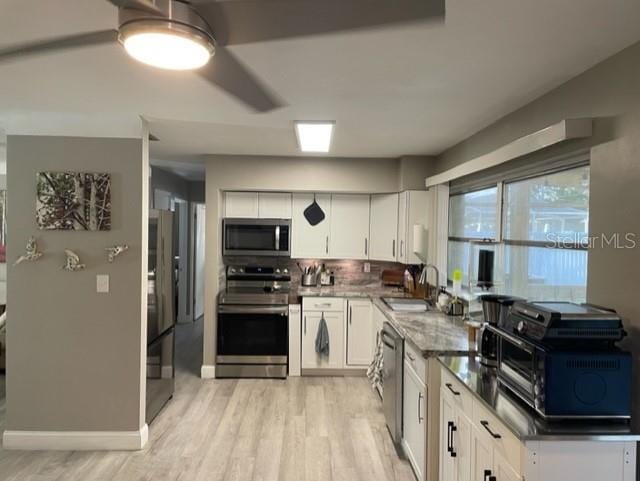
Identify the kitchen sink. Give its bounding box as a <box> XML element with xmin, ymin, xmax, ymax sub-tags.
<box><xmin>382</xmin><ymin>297</ymin><xmax>430</xmax><ymax>312</ymax></box>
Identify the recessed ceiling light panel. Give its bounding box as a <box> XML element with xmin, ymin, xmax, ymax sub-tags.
<box><xmin>295</xmin><ymin>122</ymin><xmax>335</xmax><ymax>153</ymax></box>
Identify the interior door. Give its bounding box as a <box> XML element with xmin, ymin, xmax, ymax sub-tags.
<box><xmin>301</xmin><ymin>311</ymin><xmax>344</xmax><ymax>369</ymax></box>
<box><xmin>175</xmin><ymin>199</ymin><xmax>190</xmax><ymax>324</ymax></box>
<box><xmin>346</xmin><ymin>300</ymin><xmax>373</xmax><ymax>366</ymax></box>
<box><xmin>193</xmin><ymin>203</ymin><xmax>205</xmax><ymax>320</ymax></box>
<box><xmin>329</xmin><ymin>194</ymin><xmax>371</xmax><ymax>259</ymax></box>
<box><xmin>292</xmin><ymin>193</ymin><xmax>331</xmax><ymax>258</ymax></box>
<box><xmin>369</xmin><ymin>193</ymin><xmax>399</xmax><ymax>261</ymax></box>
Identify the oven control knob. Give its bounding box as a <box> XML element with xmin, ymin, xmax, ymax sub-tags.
<box><xmin>276</xmin><ymin>268</ymin><xmax>281</xmax><ymax>274</ymax></box>
<box><xmin>516</xmin><ymin>320</ymin><xmax>527</xmax><ymax>334</ymax></box>
<box><xmin>283</xmin><ymin>268</ymin><xmax>289</xmax><ymax>274</ymax></box>
<box><xmin>229</xmin><ymin>268</ymin><xmax>236</xmax><ymax>274</ymax></box>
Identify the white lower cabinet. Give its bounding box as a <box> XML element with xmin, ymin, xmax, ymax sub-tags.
<box><xmin>301</xmin><ymin>310</ymin><xmax>344</xmax><ymax>369</ymax></box>
<box><xmin>439</xmin><ymin>366</ymin><xmax>637</xmax><ymax>481</ymax></box>
<box><xmin>346</xmin><ymin>299</ymin><xmax>374</xmax><ymax>366</ymax></box>
<box><xmin>301</xmin><ymin>298</ymin><xmax>375</xmax><ymax>371</ymax></box>
<box><xmin>403</xmin><ymin>357</ymin><xmax>427</xmax><ymax>481</ymax></box>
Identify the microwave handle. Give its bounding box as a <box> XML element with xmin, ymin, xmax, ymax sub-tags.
<box><xmin>486</xmin><ymin>324</ymin><xmax>534</xmax><ymax>353</ymax></box>
<box><xmin>275</xmin><ymin>225</ymin><xmax>280</xmax><ymax>250</ymax></box>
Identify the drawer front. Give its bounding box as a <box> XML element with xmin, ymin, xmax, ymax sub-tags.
<box><xmin>302</xmin><ymin>297</ymin><xmax>345</xmax><ymax>312</ymax></box>
<box><xmin>441</xmin><ymin>368</ymin><xmax>473</xmax><ymax>415</ymax></box>
<box><xmin>404</xmin><ymin>342</ymin><xmax>426</xmax><ymax>385</ymax></box>
<box><xmin>472</xmin><ymin>398</ymin><xmax>522</xmax><ymax>474</ymax></box>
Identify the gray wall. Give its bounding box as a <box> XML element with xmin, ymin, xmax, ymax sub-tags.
<box><xmin>151</xmin><ymin>166</ymin><xmax>190</xmax><ymax>203</ymax></box>
<box><xmin>6</xmin><ymin>136</ymin><xmax>148</xmax><ymax>432</ymax></box>
<box><xmin>203</xmin><ymin>154</ymin><xmax>435</xmax><ymax>366</ymax></box>
<box><xmin>434</xmin><ymin>41</ymin><xmax>640</xmax><ymax>412</ymax></box>
<box><xmin>399</xmin><ymin>155</ymin><xmax>437</xmax><ymax>190</ymax></box>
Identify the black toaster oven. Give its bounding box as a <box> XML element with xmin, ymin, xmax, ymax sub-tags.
<box><xmin>492</xmin><ymin>325</ymin><xmax>632</xmax><ymax>419</ymax></box>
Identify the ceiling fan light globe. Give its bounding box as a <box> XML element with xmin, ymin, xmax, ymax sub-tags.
<box><xmin>120</xmin><ymin>21</ymin><xmax>214</xmax><ymax>71</ymax></box>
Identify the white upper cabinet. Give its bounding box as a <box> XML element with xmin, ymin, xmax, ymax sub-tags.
<box><xmin>369</xmin><ymin>193</ymin><xmax>399</xmax><ymax>261</ymax></box>
<box><xmin>224</xmin><ymin>192</ymin><xmax>259</xmax><ymax>218</ymax></box>
<box><xmin>397</xmin><ymin>190</ymin><xmax>430</xmax><ymax>264</ymax></box>
<box><xmin>258</xmin><ymin>193</ymin><xmax>292</xmax><ymax>218</ymax></box>
<box><xmin>292</xmin><ymin>193</ymin><xmax>332</xmax><ymax>259</ymax></box>
<box><xmin>225</xmin><ymin>192</ymin><xmax>292</xmax><ymax>218</ymax></box>
<box><xmin>329</xmin><ymin>194</ymin><xmax>371</xmax><ymax>260</ymax></box>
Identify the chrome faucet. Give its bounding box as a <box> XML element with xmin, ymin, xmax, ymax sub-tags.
<box><xmin>419</xmin><ymin>264</ymin><xmax>441</xmax><ymax>305</ymax></box>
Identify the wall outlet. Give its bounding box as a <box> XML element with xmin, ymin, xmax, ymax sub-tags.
<box><xmin>363</xmin><ymin>262</ymin><xmax>371</xmax><ymax>273</ymax></box>
<box><xmin>96</xmin><ymin>275</ymin><xmax>110</xmax><ymax>294</ymax></box>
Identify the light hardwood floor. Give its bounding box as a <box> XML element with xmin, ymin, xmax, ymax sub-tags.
<box><xmin>0</xmin><ymin>320</ymin><xmax>415</xmax><ymax>481</ymax></box>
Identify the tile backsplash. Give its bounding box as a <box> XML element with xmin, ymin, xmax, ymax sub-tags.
<box><xmin>220</xmin><ymin>257</ymin><xmax>406</xmax><ymax>289</ymax></box>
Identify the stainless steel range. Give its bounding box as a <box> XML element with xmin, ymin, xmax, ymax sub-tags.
<box><xmin>216</xmin><ymin>265</ymin><xmax>291</xmax><ymax>378</ymax></box>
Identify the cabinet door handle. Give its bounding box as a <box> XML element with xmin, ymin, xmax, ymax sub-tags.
<box><xmin>417</xmin><ymin>392</ymin><xmax>424</xmax><ymax>423</ymax></box>
<box><xmin>364</xmin><ymin>238</ymin><xmax>368</xmax><ymax>256</ymax></box>
<box><xmin>445</xmin><ymin>383</ymin><xmax>461</xmax><ymax>396</ymax></box>
<box><xmin>326</xmin><ymin>236</ymin><xmax>329</xmax><ymax>254</ymax></box>
<box><xmin>349</xmin><ymin>306</ymin><xmax>353</xmax><ymax>325</ymax></box>
<box><xmin>480</xmin><ymin>420</ymin><xmax>502</xmax><ymax>439</ymax></box>
<box><xmin>447</xmin><ymin>421</ymin><xmax>457</xmax><ymax>457</ymax></box>
<box><xmin>304</xmin><ymin>316</ymin><xmax>307</xmax><ymax>335</ymax></box>
<box><xmin>392</xmin><ymin>239</ymin><xmax>396</xmax><ymax>257</ymax></box>
<box><xmin>483</xmin><ymin>470</ymin><xmax>492</xmax><ymax>481</ymax></box>
<box><xmin>400</xmin><ymin>240</ymin><xmax>404</xmax><ymax>257</ymax></box>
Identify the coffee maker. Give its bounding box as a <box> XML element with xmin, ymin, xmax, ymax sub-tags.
<box><xmin>478</xmin><ymin>295</ymin><xmax>523</xmax><ymax>366</ymax></box>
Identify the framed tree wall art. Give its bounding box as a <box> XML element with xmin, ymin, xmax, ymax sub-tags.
<box><xmin>36</xmin><ymin>172</ymin><xmax>111</xmax><ymax>231</ymax></box>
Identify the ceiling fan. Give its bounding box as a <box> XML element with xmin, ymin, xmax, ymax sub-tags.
<box><xmin>0</xmin><ymin>0</ymin><xmax>445</xmax><ymax>112</ymax></box>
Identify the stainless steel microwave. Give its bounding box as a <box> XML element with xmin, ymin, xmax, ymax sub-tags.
<box><xmin>223</xmin><ymin>218</ymin><xmax>291</xmax><ymax>257</ymax></box>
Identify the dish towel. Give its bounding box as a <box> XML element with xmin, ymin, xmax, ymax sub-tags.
<box><xmin>315</xmin><ymin>312</ymin><xmax>330</xmax><ymax>357</ymax></box>
<box><xmin>367</xmin><ymin>330</ymin><xmax>384</xmax><ymax>391</ymax></box>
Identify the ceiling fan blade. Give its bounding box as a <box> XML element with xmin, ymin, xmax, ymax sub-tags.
<box><xmin>197</xmin><ymin>46</ymin><xmax>284</xmax><ymax>112</ymax></box>
<box><xmin>0</xmin><ymin>29</ymin><xmax>119</xmax><ymax>63</ymax></box>
<box><xmin>194</xmin><ymin>0</ymin><xmax>445</xmax><ymax>46</ymax></box>
<box><xmin>105</xmin><ymin>0</ymin><xmax>164</xmax><ymax>15</ymax></box>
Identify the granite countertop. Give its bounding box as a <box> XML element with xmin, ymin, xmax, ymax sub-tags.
<box><xmin>294</xmin><ymin>284</ymin><xmax>476</xmax><ymax>359</ymax></box>
<box><xmin>371</xmin><ymin>298</ymin><xmax>475</xmax><ymax>358</ymax></box>
<box><xmin>294</xmin><ymin>284</ymin><xmax>409</xmax><ymax>299</ymax></box>
<box><xmin>438</xmin><ymin>355</ymin><xmax>640</xmax><ymax>441</ymax></box>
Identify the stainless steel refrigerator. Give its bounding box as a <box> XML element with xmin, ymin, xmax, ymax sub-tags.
<box><xmin>146</xmin><ymin>209</ymin><xmax>175</xmax><ymax>424</ymax></box>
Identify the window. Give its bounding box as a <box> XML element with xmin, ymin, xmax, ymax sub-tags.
<box><xmin>447</xmin><ymin>165</ymin><xmax>589</xmax><ymax>302</ymax></box>
<box><xmin>447</xmin><ymin>186</ymin><xmax>498</xmax><ymax>284</ymax></box>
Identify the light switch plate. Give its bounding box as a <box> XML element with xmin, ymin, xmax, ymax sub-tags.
<box><xmin>363</xmin><ymin>262</ymin><xmax>371</xmax><ymax>273</ymax></box>
<box><xmin>97</xmin><ymin>274</ymin><xmax>110</xmax><ymax>293</ymax></box>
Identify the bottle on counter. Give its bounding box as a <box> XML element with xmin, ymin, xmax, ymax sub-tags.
<box><xmin>320</xmin><ymin>263</ymin><xmax>331</xmax><ymax>286</ymax></box>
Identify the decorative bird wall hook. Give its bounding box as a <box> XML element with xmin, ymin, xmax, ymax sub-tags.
<box><xmin>62</xmin><ymin>249</ymin><xmax>86</xmax><ymax>272</ymax></box>
<box><xmin>14</xmin><ymin>236</ymin><xmax>44</xmax><ymax>266</ymax></box>
<box><xmin>105</xmin><ymin>244</ymin><xmax>129</xmax><ymax>263</ymax></box>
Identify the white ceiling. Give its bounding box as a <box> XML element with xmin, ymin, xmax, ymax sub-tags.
<box><xmin>1</xmin><ymin>0</ymin><xmax>640</xmax><ymax>179</ymax></box>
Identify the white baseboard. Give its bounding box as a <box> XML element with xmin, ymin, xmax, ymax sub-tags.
<box><xmin>2</xmin><ymin>424</ymin><xmax>149</xmax><ymax>451</ymax></box>
<box><xmin>201</xmin><ymin>364</ymin><xmax>216</xmax><ymax>379</ymax></box>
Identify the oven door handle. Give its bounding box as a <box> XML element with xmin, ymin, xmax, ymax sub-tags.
<box><xmin>218</xmin><ymin>305</ymin><xmax>289</xmax><ymax>315</ymax></box>
<box><xmin>486</xmin><ymin>324</ymin><xmax>533</xmax><ymax>353</ymax></box>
